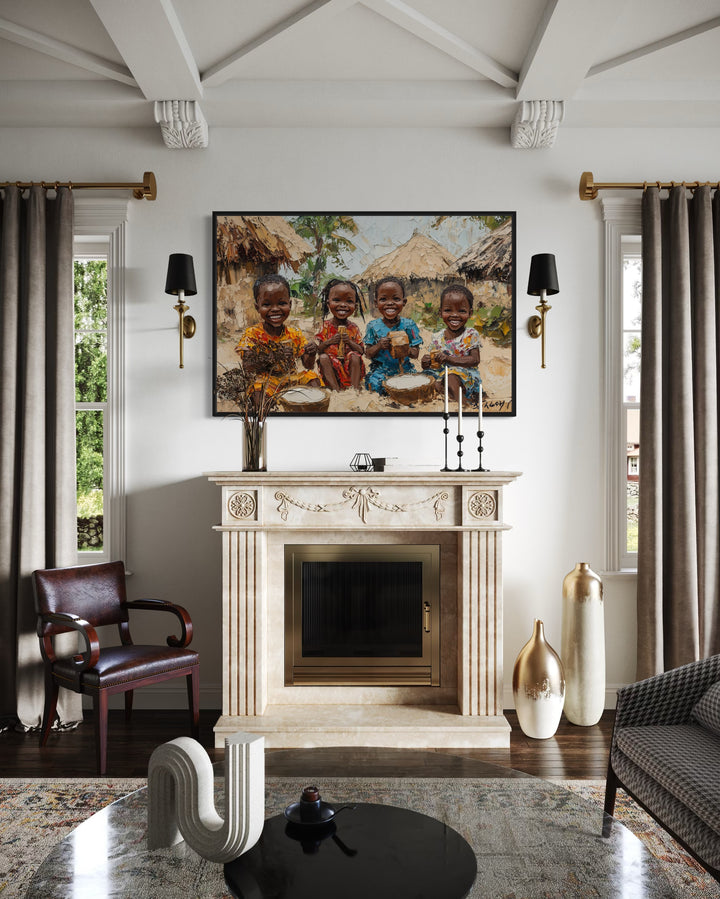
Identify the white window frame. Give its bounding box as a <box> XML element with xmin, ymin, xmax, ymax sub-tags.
<box><xmin>74</xmin><ymin>198</ymin><xmax>128</xmax><ymax>564</ymax></box>
<box><xmin>602</xmin><ymin>198</ymin><xmax>642</xmax><ymax>572</ymax></box>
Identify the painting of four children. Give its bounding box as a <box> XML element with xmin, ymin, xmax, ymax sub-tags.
<box><xmin>237</xmin><ymin>272</ymin><xmax>483</xmax><ymax>406</ymax></box>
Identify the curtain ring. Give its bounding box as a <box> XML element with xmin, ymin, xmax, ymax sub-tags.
<box><xmin>642</xmin><ymin>181</ymin><xmax>648</xmax><ymax>192</ymax></box>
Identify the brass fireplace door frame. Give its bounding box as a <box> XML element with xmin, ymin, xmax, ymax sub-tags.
<box><xmin>284</xmin><ymin>544</ymin><xmax>440</xmax><ymax>687</ymax></box>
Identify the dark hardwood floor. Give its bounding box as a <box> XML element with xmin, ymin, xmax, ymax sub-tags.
<box><xmin>0</xmin><ymin>709</ymin><xmax>613</xmax><ymax>780</ymax></box>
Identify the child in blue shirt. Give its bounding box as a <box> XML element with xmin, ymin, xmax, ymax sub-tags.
<box><xmin>364</xmin><ymin>276</ymin><xmax>422</xmax><ymax>394</ymax></box>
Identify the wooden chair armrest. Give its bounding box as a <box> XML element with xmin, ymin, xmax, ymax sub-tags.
<box><xmin>124</xmin><ymin>599</ymin><xmax>194</xmax><ymax>647</ymax></box>
<box><xmin>39</xmin><ymin>612</ymin><xmax>100</xmax><ymax>670</ymax></box>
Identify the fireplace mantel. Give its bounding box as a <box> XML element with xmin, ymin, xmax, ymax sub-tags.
<box><xmin>207</xmin><ymin>470</ymin><xmax>521</xmax><ymax>749</ymax></box>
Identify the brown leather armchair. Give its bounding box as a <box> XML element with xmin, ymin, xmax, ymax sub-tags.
<box><xmin>33</xmin><ymin>560</ymin><xmax>200</xmax><ymax>775</ymax></box>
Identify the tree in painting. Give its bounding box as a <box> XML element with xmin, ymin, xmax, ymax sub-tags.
<box><xmin>289</xmin><ymin>215</ymin><xmax>359</xmax><ymax>320</ymax></box>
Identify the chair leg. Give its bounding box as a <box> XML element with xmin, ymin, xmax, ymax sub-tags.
<box><xmin>39</xmin><ymin>671</ymin><xmax>59</xmax><ymax>748</ymax></box>
<box><xmin>187</xmin><ymin>667</ymin><xmax>200</xmax><ymax>740</ymax></box>
<box><xmin>93</xmin><ymin>691</ymin><xmax>109</xmax><ymax>776</ymax></box>
<box><xmin>124</xmin><ymin>690</ymin><xmax>134</xmax><ymax>722</ymax></box>
<box><xmin>603</xmin><ymin>761</ymin><xmax>619</xmax><ymax>837</ymax></box>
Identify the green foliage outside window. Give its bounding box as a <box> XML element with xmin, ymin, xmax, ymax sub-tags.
<box><xmin>74</xmin><ymin>259</ymin><xmax>107</xmax><ymax>550</ymax></box>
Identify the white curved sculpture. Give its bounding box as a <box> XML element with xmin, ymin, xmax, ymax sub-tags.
<box><xmin>147</xmin><ymin>731</ymin><xmax>264</xmax><ymax>863</ymax></box>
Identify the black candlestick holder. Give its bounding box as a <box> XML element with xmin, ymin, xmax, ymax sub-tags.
<box><xmin>441</xmin><ymin>413</ymin><xmax>451</xmax><ymax>471</ymax></box>
<box><xmin>455</xmin><ymin>433</ymin><xmax>465</xmax><ymax>471</ymax></box>
<box><xmin>474</xmin><ymin>430</ymin><xmax>488</xmax><ymax>471</ymax></box>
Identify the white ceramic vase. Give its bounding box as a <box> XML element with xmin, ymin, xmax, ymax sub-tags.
<box><xmin>561</xmin><ymin>562</ymin><xmax>605</xmax><ymax>726</ymax></box>
<box><xmin>512</xmin><ymin>619</ymin><xmax>565</xmax><ymax>740</ymax></box>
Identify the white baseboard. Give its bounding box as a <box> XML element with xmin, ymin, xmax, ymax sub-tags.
<box><xmin>86</xmin><ymin>684</ymin><xmax>623</xmax><ymax>714</ymax></box>
<box><xmin>82</xmin><ymin>683</ymin><xmax>223</xmax><ymax>711</ymax></box>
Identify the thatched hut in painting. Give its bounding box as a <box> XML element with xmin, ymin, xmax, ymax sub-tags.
<box><xmin>215</xmin><ymin>215</ymin><xmax>313</xmax><ymax>338</ymax></box>
<box><xmin>216</xmin><ymin>215</ymin><xmax>312</xmax><ymax>282</ymax></box>
<box><xmin>445</xmin><ymin>218</ymin><xmax>513</xmax><ymax>286</ymax></box>
<box><xmin>356</xmin><ymin>231</ymin><xmax>457</xmax><ymax>316</ymax></box>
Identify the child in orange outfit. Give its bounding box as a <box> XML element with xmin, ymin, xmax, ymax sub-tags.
<box><xmin>236</xmin><ymin>273</ymin><xmax>320</xmax><ymax>394</ymax></box>
<box><xmin>315</xmin><ymin>279</ymin><xmax>366</xmax><ymax>390</ymax></box>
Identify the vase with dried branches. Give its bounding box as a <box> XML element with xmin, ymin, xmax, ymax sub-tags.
<box><xmin>215</xmin><ymin>342</ymin><xmax>296</xmax><ymax>471</ymax></box>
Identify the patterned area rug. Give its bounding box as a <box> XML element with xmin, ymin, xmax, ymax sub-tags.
<box><xmin>1</xmin><ymin>777</ymin><xmax>718</xmax><ymax>898</ymax></box>
<box><xmin>556</xmin><ymin>779</ymin><xmax>720</xmax><ymax>897</ymax></box>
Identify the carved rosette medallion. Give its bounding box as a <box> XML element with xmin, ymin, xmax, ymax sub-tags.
<box><xmin>228</xmin><ymin>491</ymin><xmax>257</xmax><ymax>520</ymax></box>
<box><xmin>468</xmin><ymin>491</ymin><xmax>497</xmax><ymax>520</ymax></box>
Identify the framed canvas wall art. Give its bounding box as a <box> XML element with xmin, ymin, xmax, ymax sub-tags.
<box><xmin>213</xmin><ymin>212</ymin><xmax>515</xmax><ymax>416</ymax></box>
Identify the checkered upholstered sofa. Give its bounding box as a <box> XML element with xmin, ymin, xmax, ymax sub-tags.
<box><xmin>604</xmin><ymin>654</ymin><xmax>720</xmax><ymax>879</ymax></box>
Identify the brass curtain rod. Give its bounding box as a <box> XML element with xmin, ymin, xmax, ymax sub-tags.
<box><xmin>580</xmin><ymin>170</ymin><xmax>719</xmax><ymax>201</ymax></box>
<box><xmin>0</xmin><ymin>171</ymin><xmax>157</xmax><ymax>201</ymax></box>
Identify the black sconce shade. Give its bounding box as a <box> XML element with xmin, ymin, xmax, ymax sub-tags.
<box><xmin>527</xmin><ymin>253</ymin><xmax>559</xmax><ymax>296</ymax></box>
<box><xmin>165</xmin><ymin>253</ymin><xmax>197</xmax><ymax>296</ymax></box>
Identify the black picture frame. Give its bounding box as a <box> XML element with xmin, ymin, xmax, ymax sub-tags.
<box><xmin>213</xmin><ymin>212</ymin><xmax>516</xmax><ymax>416</ymax></box>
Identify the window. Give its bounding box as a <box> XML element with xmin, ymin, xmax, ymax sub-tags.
<box><xmin>602</xmin><ymin>199</ymin><xmax>642</xmax><ymax>571</ymax></box>
<box><xmin>622</xmin><ymin>244</ymin><xmax>641</xmax><ymax>555</ymax></box>
<box><xmin>75</xmin><ymin>255</ymin><xmax>107</xmax><ymax>554</ymax></box>
<box><xmin>73</xmin><ymin>199</ymin><xmax>128</xmax><ymax>564</ymax></box>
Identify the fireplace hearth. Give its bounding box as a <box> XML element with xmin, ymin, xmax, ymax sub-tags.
<box><xmin>208</xmin><ymin>470</ymin><xmax>521</xmax><ymax>749</ymax></box>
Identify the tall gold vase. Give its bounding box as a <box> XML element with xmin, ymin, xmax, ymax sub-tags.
<box><xmin>561</xmin><ymin>562</ymin><xmax>604</xmax><ymax>726</ymax></box>
<box><xmin>512</xmin><ymin>619</ymin><xmax>565</xmax><ymax>740</ymax></box>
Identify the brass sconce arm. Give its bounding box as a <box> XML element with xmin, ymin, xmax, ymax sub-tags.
<box><xmin>527</xmin><ymin>292</ymin><xmax>552</xmax><ymax>369</ymax></box>
<box><xmin>173</xmin><ymin>291</ymin><xmax>196</xmax><ymax>369</ymax></box>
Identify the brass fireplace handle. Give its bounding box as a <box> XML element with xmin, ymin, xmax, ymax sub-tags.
<box><xmin>424</xmin><ymin>601</ymin><xmax>431</xmax><ymax>633</ymax></box>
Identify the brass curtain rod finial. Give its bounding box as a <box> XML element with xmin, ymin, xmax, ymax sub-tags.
<box><xmin>579</xmin><ymin>171</ymin><xmax>598</xmax><ymax>201</ymax></box>
<box><xmin>134</xmin><ymin>172</ymin><xmax>157</xmax><ymax>201</ymax></box>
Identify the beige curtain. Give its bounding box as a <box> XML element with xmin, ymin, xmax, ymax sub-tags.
<box><xmin>0</xmin><ymin>185</ymin><xmax>82</xmax><ymax>730</ymax></box>
<box><xmin>637</xmin><ymin>185</ymin><xmax>720</xmax><ymax>677</ymax></box>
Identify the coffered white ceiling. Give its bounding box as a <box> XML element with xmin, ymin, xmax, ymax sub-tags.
<box><xmin>1</xmin><ymin>0</ymin><xmax>719</xmax><ymax>148</ymax></box>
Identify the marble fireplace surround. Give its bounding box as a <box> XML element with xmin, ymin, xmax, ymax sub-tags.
<box><xmin>207</xmin><ymin>471</ymin><xmax>521</xmax><ymax>750</ymax></box>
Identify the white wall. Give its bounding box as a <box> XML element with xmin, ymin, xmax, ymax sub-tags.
<box><xmin>4</xmin><ymin>123</ymin><xmax>720</xmax><ymax>709</ymax></box>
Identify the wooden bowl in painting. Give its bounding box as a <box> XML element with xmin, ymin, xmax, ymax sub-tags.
<box><xmin>384</xmin><ymin>372</ymin><xmax>435</xmax><ymax>405</ymax></box>
<box><xmin>278</xmin><ymin>386</ymin><xmax>331</xmax><ymax>413</ymax></box>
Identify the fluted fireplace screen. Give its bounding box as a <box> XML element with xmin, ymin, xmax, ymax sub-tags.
<box><xmin>285</xmin><ymin>545</ymin><xmax>440</xmax><ymax>686</ymax></box>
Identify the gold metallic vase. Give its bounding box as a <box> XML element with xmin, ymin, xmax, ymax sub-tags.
<box><xmin>512</xmin><ymin>619</ymin><xmax>565</xmax><ymax>740</ymax></box>
<box><xmin>561</xmin><ymin>562</ymin><xmax>604</xmax><ymax>726</ymax></box>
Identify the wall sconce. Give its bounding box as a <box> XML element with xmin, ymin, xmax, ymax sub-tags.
<box><xmin>527</xmin><ymin>253</ymin><xmax>559</xmax><ymax>369</ymax></box>
<box><xmin>165</xmin><ymin>253</ymin><xmax>197</xmax><ymax>369</ymax></box>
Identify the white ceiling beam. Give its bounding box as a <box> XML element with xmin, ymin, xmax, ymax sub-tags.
<box><xmin>0</xmin><ymin>16</ymin><xmax>136</xmax><ymax>86</ymax></box>
<box><xmin>587</xmin><ymin>16</ymin><xmax>720</xmax><ymax>78</ymax></box>
<box><xmin>517</xmin><ymin>0</ymin><xmax>624</xmax><ymax>99</ymax></box>
<box><xmin>90</xmin><ymin>0</ymin><xmax>202</xmax><ymax>100</ymax></box>
<box><xmin>360</xmin><ymin>0</ymin><xmax>517</xmax><ymax>88</ymax></box>
<box><xmin>202</xmin><ymin>0</ymin><xmax>356</xmax><ymax>88</ymax></box>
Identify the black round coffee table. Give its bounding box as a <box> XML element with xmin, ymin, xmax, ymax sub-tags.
<box><xmin>224</xmin><ymin>802</ymin><xmax>477</xmax><ymax>899</ymax></box>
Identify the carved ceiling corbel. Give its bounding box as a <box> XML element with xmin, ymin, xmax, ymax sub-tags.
<box><xmin>510</xmin><ymin>100</ymin><xmax>565</xmax><ymax>149</ymax></box>
<box><xmin>154</xmin><ymin>100</ymin><xmax>209</xmax><ymax>149</ymax></box>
